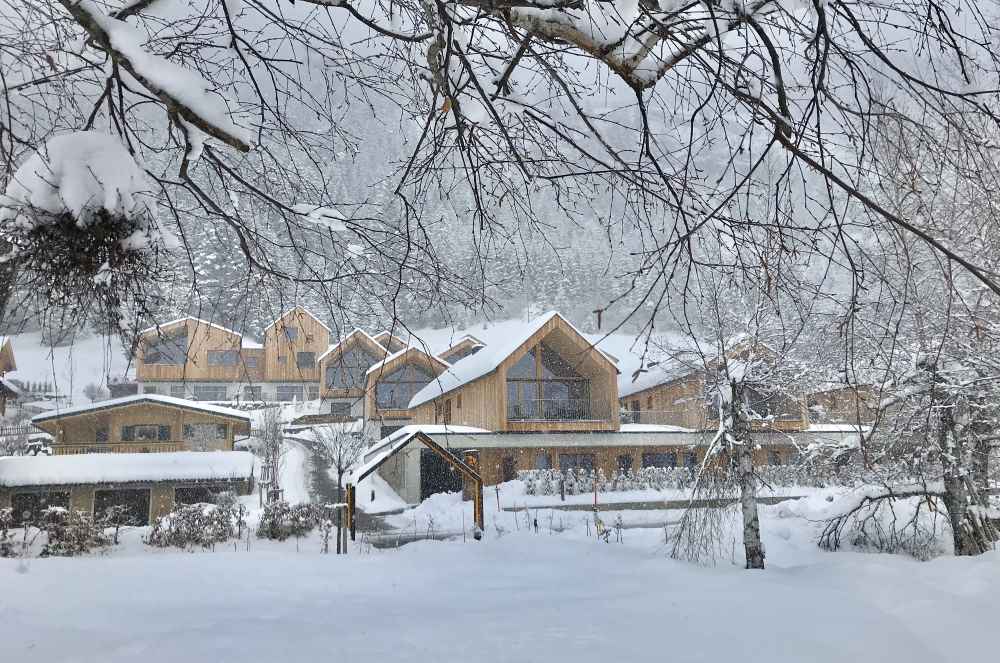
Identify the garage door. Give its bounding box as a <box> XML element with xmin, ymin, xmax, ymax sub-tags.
<box><xmin>94</xmin><ymin>489</ymin><xmax>151</xmax><ymax>526</ymax></box>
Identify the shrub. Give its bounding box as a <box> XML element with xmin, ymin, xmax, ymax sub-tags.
<box><xmin>39</xmin><ymin>508</ymin><xmax>112</xmax><ymax>557</ymax></box>
<box><xmin>256</xmin><ymin>501</ymin><xmax>319</xmax><ymax>541</ymax></box>
<box><xmin>146</xmin><ymin>502</ymin><xmax>237</xmax><ymax>550</ymax></box>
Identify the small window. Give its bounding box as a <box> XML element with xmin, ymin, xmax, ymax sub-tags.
<box><xmin>330</xmin><ymin>402</ymin><xmax>351</xmax><ymax>417</ymax></box>
<box><xmin>122</xmin><ymin>425</ymin><xmax>169</xmax><ymax>442</ymax></box>
<box><xmin>283</xmin><ymin>326</ymin><xmax>298</xmax><ymax>341</ymax></box>
<box><xmin>276</xmin><ymin>384</ymin><xmax>304</xmax><ymax>401</ymax></box>
<box><xmin>170</xmin><ymin>385</ymin><xmax>186</xmax><ymax>398</ymax></box>
<box><xmin>617</xmin><ymin>454</ymin><xmax>633</xmax><ymax>473</ymax></box>
<box><xmin>95</xmin><ymin>426</ymin><xmax>109</xmax><ymax>443</ymax></box>
<box><xmin>559</xmin><ymin>453</ymin><xmax>595</xmax><ymax>471</ymax></box>
<box><xmin>296</xmin><ymin>351</ymin><xmax>316</xmax><ymax>369</ymax></box>
<box><xmin>244</xmin><ymin>356</ymin><xmax>258</xmax><ymax>369</ymax></box>
<box><xmin>534</xmin><ymin>452</ymin><xmax>552</xmax><ymax>470</ymax></box>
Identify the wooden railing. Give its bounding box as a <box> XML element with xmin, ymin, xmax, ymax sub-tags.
<box><xmin>52</xmin><ymin>441</ymin><xmax>188</xmax><ymax>455</ymax></box>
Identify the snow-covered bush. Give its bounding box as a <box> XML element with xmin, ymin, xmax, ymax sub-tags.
<box><xmin>817</xmin><ymin>492</ymin><xmax>950</xmax><ymax>560</ymax></box>
<box><xmin>39</xmin><ymin>508</ymin><xmax>112</xmax><ymax>557</ymax></box>
<box><xmin>0</xmin><ymin>131</ymin><xmax>177</xmax><ymax>333</ymax></box>
<box><xmin>0</xmin><ymin>508</ymin><xmax>13</xmax><ymax>558</ymax></box>
<box><xmin>256</xmin><ymin>501</ymin><xmax>319</xmax><ymax>541</ymax></box>
<box><xmin>146</xmin><ymin>502</ymin><xmax>238</xmax><ymax>550</ymax></box>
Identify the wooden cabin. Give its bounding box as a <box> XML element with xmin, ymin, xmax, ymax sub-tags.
<box><xmin>32</xmin><ymin>394</ymin><xmax>251</xmax><ymax>455</ymax></box>
<box><xmin>0</xmin><ymin>451</ymin><xmax>255</xmax><ymax>526</ymax></box>
<box><xmin>365</xmin><ymin>347</ymin><xmax>450</xmax><ymax>436</ymax></box>
<box><xmin>372</xmin><ymin>330</ymin><xmax>408</xmax><ymax>354</ymax></box>
<box><xmin>261</xmin><ymin>306</ymin><xmax>331</xmax><ymax>400</ymax></box>
<box><xmin>317</xmin><ymin>329</ymin><xmax>388</xmax><ymax>417</ymax></box>
<box><xmin>409</xmin><ymin>312</ymin><xmax>620</xmax><ymax>433</ymax></box>
<box><xmin>136</xmin><ymin>317</ymin><xmax>264</xmax><ymax>399</ymax></box>
<box><xmin>620</xmin><ymin>341</ymin><xmax>809</xmax><ymax>432</ymax></box>
<box><xmin>437</xmin><ymin>335</ymin><xmax>486</xmax><ymax>364</ymax></box>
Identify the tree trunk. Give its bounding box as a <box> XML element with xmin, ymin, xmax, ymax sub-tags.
<box><xmin>971</xmin><ymin>436</ymin><xmax>991</xmax><ymax>503</ymax></box>
<box><xmin>938</xmin><ymin>409</ymin><xmax>998</xmax><ymax>555</ymax></box>
<box><xmin>731</xmin><ymin>380</ymin><xmax>765</xmax><ymax>569</ymax></box>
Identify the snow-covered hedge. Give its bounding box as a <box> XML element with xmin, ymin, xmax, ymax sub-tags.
<box><xmin>256</xmin><ymin>501</ymin><xmax>321</xmax><ymax>541</ymax></box>
<box><xmin>39</xmin><ymin>507</ymin><xmax>111</xmax><ymax>558</ymax></box>
<box><xmin>146</xmin><ymin>502</ymin><xmax>241</xmax><ymax>550</ymax></box>
<box><xmin>518</xmin><ymin>464</ymin><xmax>858</xmax><ymax>496</ymax></box>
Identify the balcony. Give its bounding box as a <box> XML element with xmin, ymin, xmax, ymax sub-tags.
<box><xmin>507</xmin><ymin>399</ymin><xmax>612</xmax><ymax>422</ymax></box>
<box><xmin>52</xmin><ymin>441</ymin><xmax>188</xmax><ymax>455</ymax></box>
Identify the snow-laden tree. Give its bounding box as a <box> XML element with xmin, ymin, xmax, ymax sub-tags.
<box><xmin>4</xmin><ymin>0</ymin><xmax>1000</xmax><ymax>339</ymax></box>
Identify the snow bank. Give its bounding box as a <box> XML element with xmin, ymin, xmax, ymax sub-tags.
<box><xmin>0</xmin><ymin>451</ymin><xmax>254</xmax><ymax>487</ymax></box>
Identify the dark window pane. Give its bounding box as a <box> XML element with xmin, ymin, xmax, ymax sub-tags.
<box><xmin>642</xmin><ymin>452</ymin><xmax>677</xmax><ymax>469</ymax></box>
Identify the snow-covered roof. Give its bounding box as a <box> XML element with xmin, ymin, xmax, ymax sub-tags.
<box><xmin>0</xmin><ymin>451</ymin><xmax>255</xmax><ymax>487</ymax></box>
<box><xmin>317</xmin><ymin>328</ymin><xmax>383</xmax><ymax>363</ymax></box>
<box><xmin>265</xmin><ymin>306</ymin><xmax>331</xmax><ymax>333</ymax></box>
<box><xmin>365</xmin><ymin>345</ymin><xmax>449</xmax><ymax>377</ymax></box>
<box><xmin>0</xmin><ymin>376</ymin><xmax>23</xmax><ymax>396</ymax></box>
<box><xmin>619</xmin><ymin>360</ymin><xmax>694</xmax><ymax>398</ymax></box>
<box><xmin>139</xmin><ymin>316</ymin><xmax>244</xmax><ymax>339</ymax></box>
<box><xmin>31</xmin><ymin>394</ymin><xmax>251</xmax><ymax>424</ymax></box>
<box><xmin>619</xmin><ymin>423</ymin><xmax>696</xmax><ymax>433</ymax></box>
<box><xmin>354</xmin><ymin>425</ymin><xmax>491</xmax><ymax>480</ymax></box>
<box><xmin>409</xmin><ymin>312</ymin><xmax>614</xmax><ymax>408</ymax></box>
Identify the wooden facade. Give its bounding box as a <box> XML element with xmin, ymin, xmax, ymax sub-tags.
<box><xmin>0</xmin><ymin>336</ymin><xmax>16</xmax><ymax>375</ymax></box>
<box><xmin>261</xmin><ymin>307</ymin><xmax>331</xmax><ymax>383</ymax></box>
<box><xmin>136</xmin><ymin>317</ymin><xmax>264</xmax><ymax>384</ymax></box>
<box><xmin>807</xmin><ymin>385</ymin><xmax>877</xmax><ymax>424</ymax></box>
<box><xmin>411</xmin><ymin>314</ymin><xmax>620</xmax><ymax>433</ymax></box>
<box><xmin>317</xmin><ymin>329</ymin><xmax>388</xmax><ymax>400</ymax></box>
<box><xmin>365</xmin><ymin>347</ymin><xmax>449</xmax><ymax>424</ymax></box>
<box><xmin>32</xmin><ymin>398</ymin><xmax>251</xmax><ymax>455</ymax></box>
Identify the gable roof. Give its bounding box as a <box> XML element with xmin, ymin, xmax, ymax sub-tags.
<box><xmin>31</xmin><ymin>394</ymin><xmax>251</xmax><ymax>425</ymax></box>
<box><xmin>139</xmin><ymin>316</ymin><xmax>242</xmax><ymax>340</ymax></box>
<box><xmin>409</xmin><ymin>311</ymin><xmax>617</xmax><ymax>408</ymax></box>
<box><xmin>317</xmin><ymin>328</ymin><xmax>386</xmax><ymax>364</ymax></box>
<box><xmin>437</xmin><ymin>335</ymin><xmax>486</xmax><ymax>361</ymax></box>
<box><xmin>365</xmin><ymin>345</ymin><xmax>450</xmax><ymax>378</ymax></box>
<box><xmin>265</xmin><ymin>305</ymin><xmax>331</xmax><ymax>334</ymax></box>
<box><xmin>372</xmin><ymin>330</ymin><xmax>408</xmax><ymax>351</ymax></box>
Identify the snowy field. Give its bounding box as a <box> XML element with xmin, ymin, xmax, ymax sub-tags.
<box><xmin>2</xmin><ymin>490</ymin><xmax>998</xmax><ymax>663</ymax></box>
<box><xmin>1</xmin><ymin>517</ymin><xmax>997</xmax><ymax>663</ymax></box>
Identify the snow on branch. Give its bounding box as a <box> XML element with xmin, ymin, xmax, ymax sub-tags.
<box><xmin>58</xmin><ymin>0</ymin><xmax>252</xmax><ymax>153</ymax></box>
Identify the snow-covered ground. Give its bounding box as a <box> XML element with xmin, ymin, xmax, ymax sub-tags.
<box><xmin>2</xmin><ymin>330</ymin><xmax>132</xmax><ymax>404</ymax></box>
<box><xmin>279</xmin><ymin>440</ymin><xmax>311</xmax><ymax>505</ymax></box>
<box><xmin>2</xmin><ymin>504</ymin><xmax>997</xmax><ymax>663</ymax></box>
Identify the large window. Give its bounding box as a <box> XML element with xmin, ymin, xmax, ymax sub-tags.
<box><xmin>192</xmin><ymin>385</ymin><xmax>227</xmax><ymax>401</ymax></box>
<box><xmin>506</xmin><ymin>344</ymin><xmax>591</xmax><ymax>420</ymax></box>
<box><xmin>11</xmin><ymin>491</ymin><xmax>69</xmax><ymax>526</ymax></box>
<box><xmin>296</xmin><ymin>351</ymin><xmax>316</xmax><ymax>369</ymax></box>
<box><xmin>276</xmin><ymin>384</ymin><xmax>304</xmax><ymax>401</ymax></box>
<box><xmin>375</xmin><ymin>363</ymin><xmax>434</xmax><ymax>409</ymax></box>
<box><xmin>183</xmin><ymin>423</ymin><xmax>227</xmax><ymax>450</ymax></box>
<box><xmin>143</xmin><ymin>331</ymin><xmax>188</xmax><ymax>365</ymax></box>
<box><xmin>121</xmin><ymin>425</ymin><xmax>171</xmax><ymax>442</ymax></box>
<box><xmin>325</xmin><ymin>347</ymin><xmax>380</xmax><ymax>390</ymax></box>
<box><xmin>208</xmin><ymin>350</ymin><xmax>239</xmax><ymax>366</ymax></box>
<box><xmin>170</xmin><ymin>385</ymin><xmax>186</xmax><ymax>398</ymax></box>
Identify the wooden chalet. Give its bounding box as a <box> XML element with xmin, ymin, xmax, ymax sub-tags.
<box><xmin>31</xmin><ymin>394</ymin><xmax>251</xmax><ymax>455</ymax></box>
<box><xmin>260</xmin><ymin>306</ymin><xmax>331</xmax><ymax>400</ymax></box>
<box><xmin>317</xmin><ymin>329</ymin><xmax>388</xmax><ymax>417</ymax></box>
<box><xmin>365</xmin><ymin>346</ymin><xmax>450</xmax><ymax>436</ymax></box>
<box><xmin>436</xmin><ymin>335</ymin><xmax>486</xmax><ymax>364</ymax></box>
<box><xmin>0</xmin><ymin>336</ymin><xmax>18</xmax><ymax>415</ymax></box>
<box><xmin>372</xmin><ymin>330</ymin><xmax>408</xmax><ymax>354</ymax></box>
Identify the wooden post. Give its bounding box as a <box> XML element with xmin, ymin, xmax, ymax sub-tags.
<box><xmin>346</xmin><ymin>483</ymin><xmax>356</xmax><ymax>541</ymax></box>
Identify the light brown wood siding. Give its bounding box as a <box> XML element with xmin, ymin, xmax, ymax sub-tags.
<box><xmin>34</xmin><ymin>402</ymin><xmax>249</xmax><ymax>454</ymax></box>
<box><xmin>262</xmin><ymin>308</ymin><xmax>331</xmax><ymax>383</ymax></box>
<box><xmin>137</xmin><ymin>319</ymin><xmax>263</xmax><ymax>383</ymax></box>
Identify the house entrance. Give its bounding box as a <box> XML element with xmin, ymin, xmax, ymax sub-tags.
<box><xmin>420</xmin><ymin>448</ymin><xmax>465</xmax><ymax>500</ymax></box>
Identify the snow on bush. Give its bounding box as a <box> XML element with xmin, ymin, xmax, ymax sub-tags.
<box><xmin>146</xmin><ymin>501</ymin><xmax>241</xmax><ymax>551</ymax></box>
<box><xmin>256</xmin><ymin>501</ymin><xmax>321</xmax><ymax>541</ymax></box>
<box><xmin>0</xmin><ymin>131</ymin><xmax>177</xmax><ymax>332</ymax></box>
<box><xmin>38</xmin><ymin>507</ymin><xmax>112</xmax><ymax>558</ymax></box>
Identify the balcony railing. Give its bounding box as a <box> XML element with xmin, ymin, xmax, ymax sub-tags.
<box><xmin>53</xmin><ymin>441</ymin><xmax>188</xmax><ymax>455</ymax></box>
<box><xmin>507</xmin><ymin>399</ymin><xmax>612</xmax><ymax>422</ymax></box>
